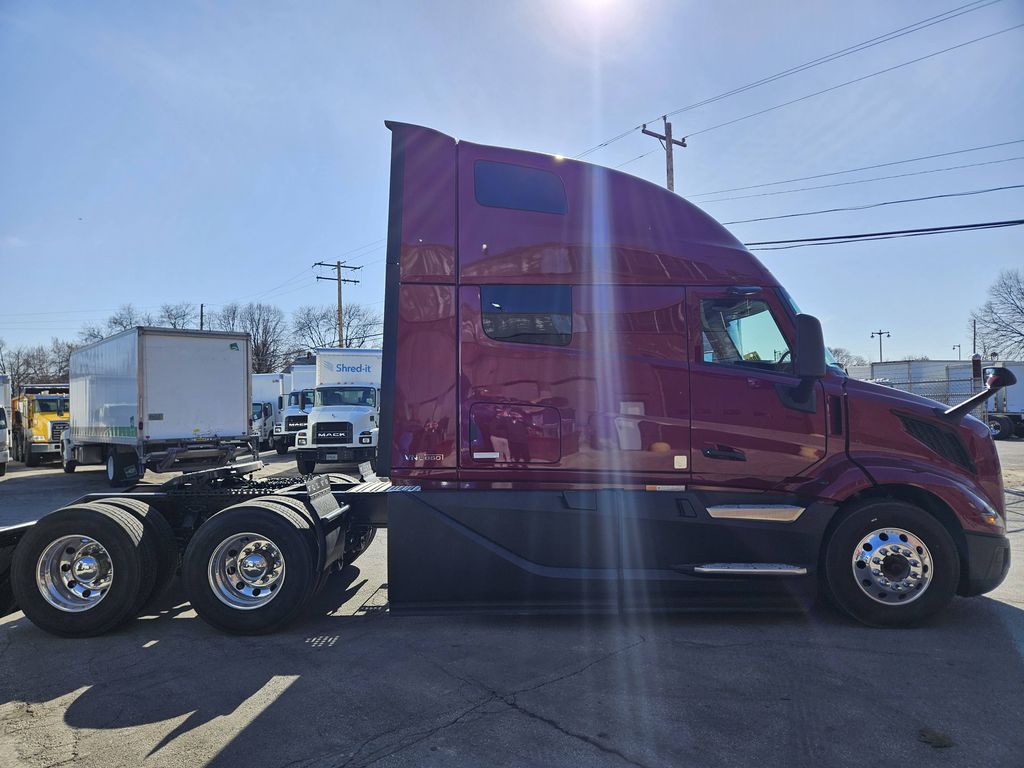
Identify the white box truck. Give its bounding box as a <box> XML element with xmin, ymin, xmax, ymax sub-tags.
<box><xmin>295</xmin><ymin>348</ymin><xmax>382</xmax><ymax>474</ymax></box>
<box><xmin>982</xmin><ymin>362</ymin><xmax>1024</xmax><ymax>439</ymax></box>
<box><xmin>251</xmin><ymin>373</ymin><xmax>286</xmax><ymax>450</ymax></box>
<box><xmin>63</xmin><ymin>327</ymin><xmax>256</xmax><ymax>485</ymax></box>
<box><xmin>0</xmin><ymin>374</ymin><xmax>10</xmax><ymax>477</ymax></box>
<box><xmin>273</xmin><ymin>364</ymin><xmax>316</xmax><ymax>454</ymax></box>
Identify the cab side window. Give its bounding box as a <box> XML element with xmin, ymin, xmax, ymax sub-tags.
<box><xmin>700</xmin><ymin>298</ymin><xmax>792</xmax><ymax>372</ymax></box>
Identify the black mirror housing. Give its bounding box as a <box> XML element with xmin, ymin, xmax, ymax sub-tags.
<box><xmin>794</xmin><ymin>314</ymin><xmax>826</xmax><ymax>380</ymax></box>
<box><xmin>984</xmin><ymin>366</ymin><xmax>1016</xmax><ymax>390</ymax></box>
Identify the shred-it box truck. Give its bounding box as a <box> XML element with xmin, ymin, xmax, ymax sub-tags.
<box><xmin>0</xmin><ymin>375</ymin><xmax>9</xmax><ymax>477</ymax></box>
<box><xmin>273</xmin><ymin>364</ymin><xmax>316</xmax><ymax>454</ymax></box>
<box><xmin>60</xmin><ymin>327</ymin><xmax>256</xmax><ymax>486</ymax></box>
<box><xmin>295</xmin><ymin>348</ymin><xmax>382</xmax><ymax>474</ymax></box>
<box><xmin>0</xmin><ymin>122</ymin><xmax>1013</xmax><ymax>636</ymax></box>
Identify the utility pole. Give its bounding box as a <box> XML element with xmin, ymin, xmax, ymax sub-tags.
<box><xmin>953</xmin><ymin>343</ymin><xmax>961</xmax><ymax>360</ymax></box>
<box><xmin>972</xmin><ymin>318</ymin><xmax>977</xmax><ymax>354</ymax></box>
<box><xmin>641</xmin><ymin>116</ymin><xmax>686</xmax><ymax>192</ymax></box>
<box><xmin>314</xmin><ymin>261</ymin><xmax>361</xmax><ymax>347</ymax></box>
<box><xmin>199</xmin><ymin>303</ymin><xmax>204</xmax><ymax>331</ymax></box>
<box><xmin>870</xmin><ymin>329</ymin><xmax>891</xmax><ymax>363</ymax></box>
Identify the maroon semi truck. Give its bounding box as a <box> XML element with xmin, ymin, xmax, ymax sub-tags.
<box><xmin>0</xmin><ymin>122</ymin><xmax>1013</xmax><ymax>636</ymax></box>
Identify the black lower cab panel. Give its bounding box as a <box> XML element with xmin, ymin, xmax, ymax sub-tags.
<box><xmin>387</xmin><ymin>489</ymin><xmax>836</xmax><ymax>615</ymax></box>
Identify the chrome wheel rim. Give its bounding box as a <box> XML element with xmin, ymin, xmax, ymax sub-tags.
<box><xmin>852</xmin><ymin>527</ymin><xmax>932</xmax><ymax>605</ymax></box>
<box><xmin>208</xmin><ymin>532</ymin><xmax>285</xmax><ymax>610</ymax></box>
<box><xmin>36</xmin><ymin>535</ymin><xmax>113</xmax><ymax>612</ymax></box>
<box><xmin>988</xmin><ymin>420</ymin><xmax>1001</xmax><ymax>437</ymax></box>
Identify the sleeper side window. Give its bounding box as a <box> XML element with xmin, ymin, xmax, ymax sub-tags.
<box><xmin>699</xmin><ymin>298</ymin><xmax>792</xmax><ymax>372</ymax></box>
<box><xmin>481</xmin><ymin>285</ymin><xmax>572</xmax><ymax>346</ymax></box>
<box><xmin>474</xmin><ymin>161</ymin><xmax>567</xmax><ymax>215</ymax></box>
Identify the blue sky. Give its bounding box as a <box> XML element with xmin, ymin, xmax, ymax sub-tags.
<box><xmin>1</xmin><ymin>0</ymin><xmax>1022</xmax><ymax>362</ymax></box>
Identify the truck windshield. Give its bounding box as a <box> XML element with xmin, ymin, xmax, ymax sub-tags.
<box><xmin>34</xmin><ymin>397</ymin><xmax>69</xmax><ymax>414</ymax></box>
<box><xmin>252</xmin><ymin>403</ymin><xmax>263</xmax><ymax>419</ymax></box>
<box><xmin>316</xmin><ymin>387</ymin><xmax>376</xmax><ymax>408</ymax></box>
<box><xmin>287</xmin><ymin>391</ymin><xmax>316</xmax><ymax>409</ymax></box>
<box><xmin>777</xmin><ymin>287</ymin><xmax>842</xmax><ymax>373</ymax></box>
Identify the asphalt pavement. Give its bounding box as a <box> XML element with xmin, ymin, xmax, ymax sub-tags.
<box><xmin>1</xmin><ymin>444</ymin><xmax>1022</xmax><ymax>767</ymax></box>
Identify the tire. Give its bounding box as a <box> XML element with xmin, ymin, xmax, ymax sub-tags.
<box><xmin>11</xmin><ymin>503</ymin><xmax>148</xmax><ymax>637</ymax></box>
<box><xmin>25</xmin><ymin>444</ymin><xmax>39</xmax><ymax>468</ymax></box>
<box><xmin>62</xmin><ymin>458</ymin><xmax>77</xmax><ymax>474</ymax></box>
<box><xmin>987</xmin><ymin>415</ymin><xmax>1014</xmax><ymax>440</ymax></box>
<box><xmin>99</xmin><ymin>498</ymin><xmax>179</xmax><ymax>613</ymax></box>
<box><xmin>0</xmin><ymin>462</ymin><xmax>6</xmax><ymax>477</ymax></box>
<box><xmin>275</xmin><ymin>441</ymin><xmax>289</xmax><ymax>456</ymax></box>
<box><xmin>1014</xmin><ymin>420</ymin><xmax>1024</xmax><ymax>439</ymax></box>
<box><xmin>345</xmin><ymin>525</ymin><xmax>377</xmax><ymax>566</ymax></box>
<box><xmin>824</xmin><ymin>498</ymin><xmax>960</xmax><ymax>627</ymax></box>
<box><xmin>182</xmin><ymin>503</ymin><xmax>316</xmax><ymax>634</ymax></box>
<box><xmin>296</xmin><ymin>457</ymin><xmax>316</xmax><ymax>475</ymax></box>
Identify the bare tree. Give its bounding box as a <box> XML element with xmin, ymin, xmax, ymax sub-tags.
<box><xmin>342</xmin><ymin>303</ymin><xmax>383</xmax><ymax>348</ymax></box>
<box><xmin>78</xmin><ymin>323</ymin><xmax>106</xmax><ymax>344</ymax></box>
<box><xmin>211</xmin><ymin>302</ymin><xmax>243</xmax><ymax>332</ymax></box>
<box><xmin>291</xmin><ymin>305</ymin><xmax>338</xmax><ymax>351</ymax></box>
<box><xmin>901</xmin><ymin>355</ymin><xmax>930</xmax><ymax>361</ymax></box>
<box><xmin>828</xmin><ymin>347</ymin><xmax>868</xmax><ymax>368</ymax></box>
<box><xmin>241</xmin><ymin>302</ymin><xmax>289</xmax><ymax>373</ymax></box>
<box><xmin>48</xmin><ymin>338</ymin><xmax>77</xmax><ymax>381</ymax></box>
<box><xmin>157</xmin><ymin>302</ymin><xmax>198</xmax><ymax>329</ymax></box>
<box><xmin>108</xmin><ymin>304</ymin><xmax>154</xmax><ymax>333</ymax></box>
<box><xmin>972</xmin><ymin>269</ymin><xmax>1024</xmax><ymax>359</ymax></box>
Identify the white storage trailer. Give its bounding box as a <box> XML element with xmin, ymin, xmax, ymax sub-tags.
<box><xmin>64</xmin><ymin>327</ymin><xmax>256</xmax><ymax>484</ymax></box>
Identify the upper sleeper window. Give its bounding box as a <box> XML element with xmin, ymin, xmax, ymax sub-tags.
<box><xmin>481</xmin><ymin>285</ymin><xmax>572</xmax><ymax>346</ymax></box>
<box><xmin>474</xmin><ymin>160</ymin><xmax>567</xmax><ymax>215</ymax></box>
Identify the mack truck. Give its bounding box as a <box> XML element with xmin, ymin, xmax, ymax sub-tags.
<box><xmin>11</xmin><ymin>384</ymin><xmax>70</xmax><ymax>467</ymax></box>
<box><xmin>0</xmin><ymin>121</ymin><xmax>1013</xmax><ymax>637</ymax></box>
<box><xmin>273</xmin><ymin>364</ymin><xmax>315</xmax><ymax>454</ymax></box>
<box><xmin>0</xmin><ymin>374</ymin><xmax>10</xmax><ymax>477</ymax></box>
<box><xmin>295</xmin><ymin>348</ymin><xmax>382</xmax><ymax>474</ymax></box>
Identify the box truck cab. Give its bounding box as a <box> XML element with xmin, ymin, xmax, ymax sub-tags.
<box><xmin>0</xmin><ymin>375</ymin><xmax>10</xmax><ymax>476</ymax></box>
<box><xmin>274</xmin><ymin>388</ymin><xmax>314</xmax><ymax>454</ymax></box>
<box><xmin>294</xmin><ymin>348</ymin><xmax>382</xmax><ymax>474</ymax></box>
<box><xmin>11</xmin><ymin>385</ymin><xmax>70</xmax><ymax>467</ymax></box>
<box><xmin>251</xmin><ymin>373</ymin><xmax>286</xmax><ymax>450</ymax></box>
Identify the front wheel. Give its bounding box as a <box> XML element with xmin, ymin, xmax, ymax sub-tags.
<box><xmin>988</xmin><ymin>415</ymin><xmax>1014</xmax><ymax>440</ymax></box>
<box><xmin>63</xmin><ymin>457</ymin><xmax>77</xmax><ymax>473</ymax></box>
<box><xmin>296</xmin><ymin>457</ymin><xmax>316</xmax><ymax>475</ymax></box>
<box><xmin>0</xmin><ymin>462</ymin><xmax>6</xmax><ymax>477</ymax></box>
<box><xmin>25</xmin><ymin>444</ymin><xmax>39</xmax><ymax>468</ymax></box>
<box><xmin>275</xmin><ymin>441</ymin><xmax>289</xmax><ymax>455</ymax></box>
<box><xmin>824</xmin><ymin>498</ymin><xmax>960</xmax><ymax>627</ymax></box>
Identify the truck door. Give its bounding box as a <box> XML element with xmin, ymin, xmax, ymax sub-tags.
<box><xmin>687</xmin><ymin>286</ymin><xmax>826</xmax><ymax>488</ymax></box>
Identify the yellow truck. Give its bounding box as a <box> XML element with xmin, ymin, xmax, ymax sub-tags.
<box><xmin>11</xmin><ymin>385</ymin><xmax>70</xmax><ymax>467</ymax></box>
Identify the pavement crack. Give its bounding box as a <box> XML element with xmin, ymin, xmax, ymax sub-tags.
<box><xmin>505</xmin><ymin>695</ymin><xmax>654</xmax><ymax>768</ymax></box>
<box><xmin>512</xmin><ymin>634</ymin><xmax>648</xmax><ymax>696</ymax></box>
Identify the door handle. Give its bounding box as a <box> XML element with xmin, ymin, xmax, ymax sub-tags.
<box><xmin>702</xmin><ymin>445</ymin><xmax>746</xmax><ymax>462</ymax></box>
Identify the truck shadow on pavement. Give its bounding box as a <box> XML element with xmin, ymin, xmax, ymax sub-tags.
<box><xmin>2</xmin><ymin>568</ymin><xmax>1024</xmax><ymax>768</ymax></box>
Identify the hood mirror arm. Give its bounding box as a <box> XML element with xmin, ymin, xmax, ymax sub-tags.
<box><xmin>940</xmin><ymin>366</ymin><xmax>1016</xmax><ymax>421</ymax></box>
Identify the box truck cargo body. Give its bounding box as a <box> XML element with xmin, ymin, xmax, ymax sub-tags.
<box><xmin>64</xmin><ymin>327</ymin><xmax>255</xmax><ymax>484</ymax></box>
<box><xmin>0</xmin><ymin>122</ymin><xmax>1013</xmax><ymax>638</ymax></box>
<box><xmin>295</xmin><ymin>348</ymin><xmax>382</xmax><ymax>473</ymax></box>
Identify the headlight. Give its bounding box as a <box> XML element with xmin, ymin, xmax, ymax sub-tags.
<box><xmin>32</xmin><ymin>435</ymin><xmax>47</xmax><ymax>442</ymax></box>
<box><xmin>297</xmin><ymin>437</ymin><xmax>307</xmax><ymax>446</ymax></box>
<box><xmin>274</xmin><ymin>424</ymin><xmax>282</xmax><ymax>433</ymax></box>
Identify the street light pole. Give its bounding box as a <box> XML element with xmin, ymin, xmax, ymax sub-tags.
<box><xmin>870</xmin><ymin>329</ymin><xmax>891</xmax><ymax>363</ymax></box>
<box><xmin>953</xmin><ymin>344</ymin><xmax>962</xmax><ymax>360</ymax></box>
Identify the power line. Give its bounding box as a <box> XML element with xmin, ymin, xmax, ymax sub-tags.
<box><xmin>699</xmin><ymin>155</ymin><xmax>1024</xmax><ymax>203</ymax></box>
<box><xmin>576</xmin><ymin>0</ymin><xmax>1005</xmax><ymax>159</ymax></box>
<box><xmin>690</xmin><ymin>138</ymin><xmax>1024</xmax><ymax>197</ymax></box>
<box><xmin>745</xmin><ymin>218</ymin><xmax>1024</xmax><ymax>250</ymax></box>
<box><xmin>681</xmin><ymin>23</ymin><xmax>1024</xmax><ymax>140</ymax></box>
<box><xmin>721</xmin><ymin>184</ymin><xmax>1024</xmax><ymax>225</ymax></box>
